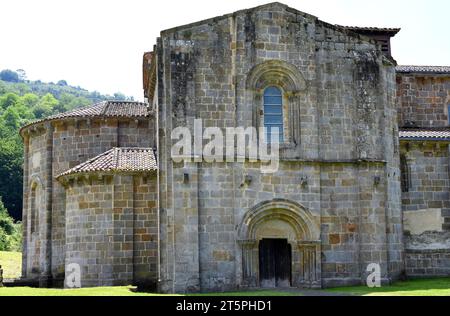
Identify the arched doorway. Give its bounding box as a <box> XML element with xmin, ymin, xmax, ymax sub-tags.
<box><xmin>259</xmin><ymin>238</ymin><xmax>292</xmax><ymax>287</ymax></box>
<box><xmin>237</xmin><ymin>199</ymin><xmax>321</xmax><ymax>289</ymax></box>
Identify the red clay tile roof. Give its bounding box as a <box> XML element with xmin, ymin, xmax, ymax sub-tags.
<box><xmin>340</xmin><ymin>26</ymin><xmax>401</xmax><ymax>34</ymax></box>
<box><xmin>21</xmin><ymin>101</ymin><xmax>150</xmax><ymax>133</ymax></box>
<box><xmin>57</xmin><ymin>147</ymin><xmax>157</xmax><ymax>179</ymax></box>
<box><xmin>396</xmin><ymin>65</ymin><xmax>450</xmax><ymax>74</ymax></box>
<box><xmin>399</xmin><ymin>129</ymin><xmax>450</xmax><ymax>141</ymax></box>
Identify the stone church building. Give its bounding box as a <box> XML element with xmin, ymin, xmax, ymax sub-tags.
<box><xmin>19</xmin><ymin>3</ymin><xmax>450</xmax><ymax>292</ymax></box>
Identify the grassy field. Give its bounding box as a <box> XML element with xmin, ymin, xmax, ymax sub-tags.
<box><xmin>0</xmin><ymin>286</ymin><xmax>298</xmax><ymax>296</ymax></box>
<box><xmin>325</xmin><ymin>277</ymin><xmax>450</xmax><ymax>296</ymax></box>
<box><xmin>1</xmin><ymin>278</ymin><xmax>449</xmax><ymax>296</ymax></box>
<box><xmin>0</xmin><ymin>251</ymin><xmax>21</xmax><ymax>279</ymax></box>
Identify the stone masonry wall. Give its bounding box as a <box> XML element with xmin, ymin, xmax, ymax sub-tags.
<box><xmin>156</xmin><ymin>3</ymin><xmax>401</xmax><ymax>292</ymax></box>
<box><xmin>65</xmin><ymin>176</ymin><xmax>116</xmax><ymax>287</ymax></box>
<box><xmin>400</xmin><ymin>142</ymin><xmax>450</xmax><ymax>231</ymax></box>
<box><xmin>404</xmin><ymin>232</ymin><xmax>450</xmax><ymax>277</ymax></box>
<box><xmin>397</xmin><ymin>74</ymin><xmax>450</xmax><ymax>128</ymax></box>
<box><xmin>51</xmin><ymin>119</ymin><xmax>119</xmax><ymax>284</ymax></box>
<box><xmin>64</xmin><ymin>174</ymin><xmax>157</xmax><ymax>287</ymax></box>
<box><xmin>132</xmin><ymin>175</ymin><xmax>159</xmax><ymax>287</ymax></box>
<box><xmin>405</xmin><ymin>249</ymin><xmax>450</xmax><ymax>277</ymax></box>
<box><xmin>23</xmin><ymin>130</ymin><xmax>49</xmax><ymax>279</ymax></box>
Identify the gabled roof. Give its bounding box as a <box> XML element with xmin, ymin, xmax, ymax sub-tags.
<box><xmin>399</xmin><ymin>128</ymin><xmax>450</xmax><ymax>141</ymax></box>
<box><xmin>160</xmin><ymin>1</ymin><xmax>395</xmax><ymax>42</ymax></box>
<box><xmin>21</xmin><ymin>101</ymin><xmax>150</xmax><ymax>134</ymax></box>
<box><xmin>396</xmin><ymin>65</ymin><xmax>450</xmax><ymax>74</ymax></box>
<box><xmin>57</xmin><ymin>147</ymin><xmax>157</xmax><ymax>179</ymax></box>
<box><xmin>160</xmin><ymin>2</ymin><xmax>311</xmax><ymax>34</ymax></box>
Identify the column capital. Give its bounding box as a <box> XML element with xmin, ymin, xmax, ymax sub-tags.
<box><xmin>237</xmin><ymin>239</ymin><xmax>257</xmax><ymax>247</ymax></box>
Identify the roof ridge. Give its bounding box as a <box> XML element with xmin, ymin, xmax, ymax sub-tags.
<box><xmin>113</xmin><ymin>147</ymin><xmax>120</xmax><ymax>169</ymax></box>
<box><xmin>116</xmin><ymin>147</ymin><xmax>154</xmax><ymax>151</ymax></box>
<box><xmin>340</xmin><ymin>25</ymin><xmax>401</xmax><ymax>31</ymax></box>
<box><xmin>106</xmin><ymin>100</ymin><xmax>147</xmax><ymax>104</ymax></box>
<box><xmin>101</xmin><ymin>100</ymin><xmax>110</xmax><ymax>116</ymax></box>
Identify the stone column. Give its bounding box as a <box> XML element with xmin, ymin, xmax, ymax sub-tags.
<box><xmin>298</xmin><ymin>241</ymin><xmax>321</xmax><ymax>288</ymax></box>
<box><xmin>238</xmin><ymin>240</ymin><xmax>258</xmax><ymax>287</ymax></box>
<box><xmin>172</xmin><ymin>161</ymin><xmax>200</xmax><ymax>293</ymax></box>
<box><xmin>41</xmin><ymin>123</ymin><xmax>53</xmax><ymax>287</ymax></box>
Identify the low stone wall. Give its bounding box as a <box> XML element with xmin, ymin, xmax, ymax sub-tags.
<box><xmin>405</xmin><ymin>249</ymin><xmax>450</xmax><ymax>277</ymax></box>
<box><xmin>405</xmin><ymin>232</ymin><xmax>450</xmax><ymax>277</ymax></box>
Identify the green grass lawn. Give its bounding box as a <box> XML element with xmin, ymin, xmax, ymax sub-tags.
<box><xmin>0</xmin><ymin>286</ymin><xmax>297</xmax><ymax>296</ymax></box>
<box><xmin>1</xmin><ymin>278</ymin><xmax>449</xmax><ymax>296</ymax></box>
<box><xmin>325</xmin><ymin>277</ymin><xmax>450</xmax><ymax>296</ymax></box>
<box><xmin>0</xmin><ymin>251</ymin><xmax>22</xmax><ymax>279</ymax></box>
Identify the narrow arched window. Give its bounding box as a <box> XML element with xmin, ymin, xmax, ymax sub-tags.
<box><xmin>263</xmin><ymin>86</ymin><xmax>284</xmax><ymax>143</ymax></box>
<box><xmin>400</xmin><ymin>155</ymin><xmax>410</xmax><ymax>192</ymax></box>
<box><xmin>448</xmin><ymin>104</ymin><xmax>450</xmax><ymax>125</ymax></box>
<box><xmin>30</xmin><ymin>184</ymin><xmax>38</xmax><ymax>234</ymax></box>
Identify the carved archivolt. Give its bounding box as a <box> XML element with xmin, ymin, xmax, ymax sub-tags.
<box><xmin>238</xmin><ymin>198</ymin><xmax>320</xmax><ymax>242</ymax></box>
<box><xmin>246</xmin><ymin>60</ymin><xmax>306</xmax><ymax>93</ymax></box>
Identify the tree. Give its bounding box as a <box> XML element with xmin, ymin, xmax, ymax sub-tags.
<box><xmin>57</xmin><ymin>80</ymin><xmax>68</xmax><ymax>86</ymax></box>
<box><xmin>0</xmin><ymin>197</ymin><xmax>22</xmax><ymax>252</ymax></box>
<box><xmin>1</xmin><ymin>107</ymin><xmax>21</xmax><ymax>131</ymax></box>
<box><xmin>0</xmin><ymin>69</ymin><xmax>19</xmax><ymax>83</ymax></box>
<box><xmin>0</xmin><ymin>139</ymin><xmax>23</xmax><ymax>222</ymax></box>
<box><xmin>21</xmin><ymin>93</ymin><xmax>39</xmax><ymax>108</ymax></box>
<box><xmin>32</xmin><ymin>93</ymin><xmax>58</xmax><ymax>118</ymax></box>
<box><xmin>0</xmin><ymin>92</ymin><xmax>21</xmax><ymax>109</ymax></box>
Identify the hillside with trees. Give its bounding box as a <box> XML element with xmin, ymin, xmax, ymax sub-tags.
<box><xmin>0</xmin><ymin>69</ymin><xmax>132</xmax><ymax>249</ymax></box>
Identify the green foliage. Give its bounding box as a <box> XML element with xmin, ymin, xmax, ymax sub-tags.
<box><xmin>0</xmin><ymin>198</ymin><xmax>22</xmax><ymax>252</ymax></box>
<box><xmin>0</xmin><ymin>92</ymin><xmax>21</xmax><ymax>109</ymax></box>
<box><xmin>21</xmin><ymin>93</ymin><xmax>39</xmax><ymax>108</ymax></box>
<box><xmin>0</xmin><ymin>68</ymin><xmax>132</xmax><ymax>226</ymax></box>
<box><xmin>32</xmin><ymin>93</ymin><xmax>58</xmax><ymax>119</ymax></box>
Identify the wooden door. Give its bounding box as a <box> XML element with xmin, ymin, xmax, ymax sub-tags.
<box><xmin>259</xmin><ymin>239</ymin><xmax>292</xmax><ymax>287</ymax></box>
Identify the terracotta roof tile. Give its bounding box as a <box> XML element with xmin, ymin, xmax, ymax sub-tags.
<box><xmin>340</xmin><ymin>26</ymin><xmax>401</xmax><ymax>34</ymax></box>
<box><xmin>21</xmin><ymin>101</ymin><xmax>150</xmax><ymax>132</ymax></box>
<box><xmin>57</xmin><ymin>147</ymin><xmax>157</xmax><ymax>178</ymax></box>
<box><xmin>396</xmin><ymin>65</ymin><xmax>450</xmax><ymax>74</ymax></box>
<box><xmin>399</xmin><ymin>129</ymin><xmax>450</xmax><ymax>141</ymax></box>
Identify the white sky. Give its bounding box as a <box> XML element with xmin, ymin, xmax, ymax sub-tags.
<box><xmin>1</xmin><ymin>0</ymin><xmax>449</xmax><ymax>101</ymax></box>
